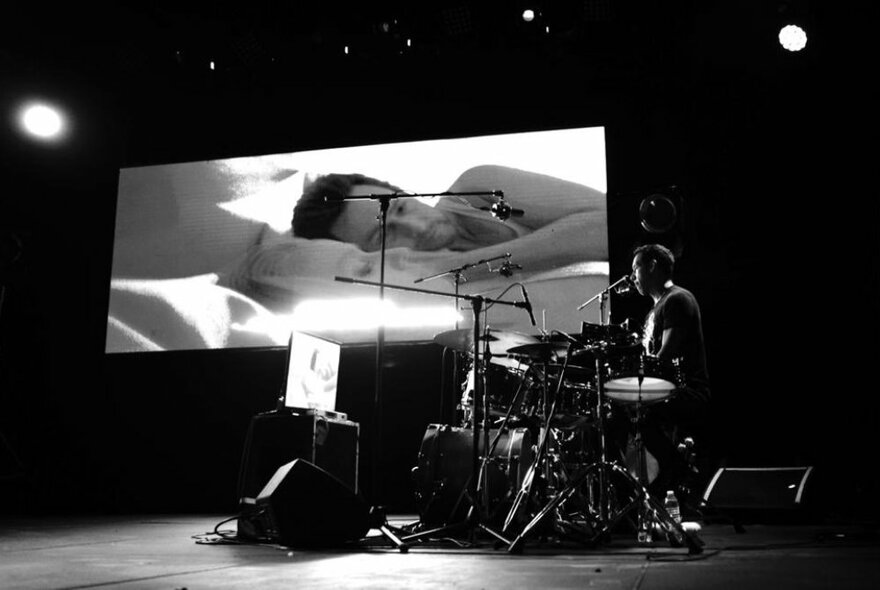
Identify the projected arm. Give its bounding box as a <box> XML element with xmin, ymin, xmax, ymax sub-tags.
<box><xmin>442</xmin><ymin>165</ymin><xmax>606</xmax><ymax>229</ymax></box>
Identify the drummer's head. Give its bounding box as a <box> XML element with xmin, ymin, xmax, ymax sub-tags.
<box><xmin>292</xmin><ymin>173</ymin><xmax>461</xmax><ymax>252</ymax></box>
<box><xmin>631</xmin><ymin>243</ymin><xmax>674</xmax><ymax>297</ymax></box>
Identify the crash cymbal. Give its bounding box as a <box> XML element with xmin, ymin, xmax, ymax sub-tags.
<box><xmin>433</xmin><ymin>328</ymin><xmax>538</xmax><ymax>355</ymax></box>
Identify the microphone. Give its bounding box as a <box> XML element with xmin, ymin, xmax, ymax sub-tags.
<box><xmin>520</xmin><ymin>285</ymin><xmax>537</xmax><ymax>327</ymax></box>
<box><xmin>480</xmin><ymin>196</ymin><xmax>525</xmax><ymax>221</ymax></box>
<box><xmin>613</xmin><ymin>275</ymin><xmax>635</xmax><ymax>294</ymax></box>
<box><xmin>497</xmin><ymin>255</ymin><xmax>522</xmax><ymax>277</ymax></box>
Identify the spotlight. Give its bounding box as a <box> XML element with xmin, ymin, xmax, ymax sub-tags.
<box><xmin>778</xmin><ymin>24</ymin><xmax>807</xmax><ymax>52</ymax></box>
<box><xmin>16</xmin><ymin>101</ymin><xmax>68</xmax><ymax>142</ymax></box>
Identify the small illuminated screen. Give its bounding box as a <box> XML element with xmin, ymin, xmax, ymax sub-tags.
<box><xmin>283</xmin><ymin>331</ymin><xmax>341</xmax><ymax>413</ymax></box>
<box><xmin>106</xmin><ymin>126</ymin><xmax>609</xmax><ymax>352</ymax></box>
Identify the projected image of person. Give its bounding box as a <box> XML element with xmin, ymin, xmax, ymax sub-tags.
<box><xmin>106</xmin><ymin>129</ymin><xmax>611</xmax><ymax>353</ymax></box>
<box><xmin>222</xmin><ymin>165</ymin><xmax>607</xmax><ymax>314</ymax></box>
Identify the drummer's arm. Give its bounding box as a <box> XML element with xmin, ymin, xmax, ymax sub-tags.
<box><xmin>657</xmin><ymin>326</ymin><xmax>686</xmax><ymax>361</ymax></box>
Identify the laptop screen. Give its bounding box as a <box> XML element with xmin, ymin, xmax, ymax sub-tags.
<box><xmin>283</xmin><ymin>331</ymin><xmax>341</xmax><ymax>413</ymax></box>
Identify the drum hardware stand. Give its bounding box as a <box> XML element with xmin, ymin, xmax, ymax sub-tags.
<box><xmin>416</xmin><ymin>253</ymin><xmax>513</xmax><ymax>425</ymax></box>
<box><xmin>334</xmin><ymin>275</ymin><xmax>529</xmax><ymax>548</ymax></box>
<box><xmin>502</xmin><ymin>340</ymin><xmax>576</xmax><ymax>535</ymax></box>
<box><xmin>338</xmin><ymin>190</ymin><xmax>501</xmax><ymax>551</ymax></box>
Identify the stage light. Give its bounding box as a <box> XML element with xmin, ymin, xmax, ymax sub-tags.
<box><xmin>17</xmin><ymin>101</ymin><xmax>68</xmax><ymax>142</ymax></box>
<box><xmin>778</xmin><ymin>24</ymin><xmax>807</xmax><ymax>52</ymax></box>
<box><xmin>522</xmin><ymin>9</ymin><xmax>536</xmax><ymax>22</ymax></box>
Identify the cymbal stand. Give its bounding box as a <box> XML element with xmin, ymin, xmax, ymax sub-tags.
<box><xmin>334</xmin><ymin>276</ymin><xmax>530</xmax><ymax>547</ymax></box>
<box><xmin>338</xmin><ymin>190</ymin><xmax>500</xmax><ymax>550</ymax></box>
<box><xmin>415</xmin><ymin>253</ymin><xmax>512</xmax><ymax>425</ymax></box>
<box><xmin>502</xmin><ymin>341</ymin><xmax>574</xmax><ymax>534</ymax></box>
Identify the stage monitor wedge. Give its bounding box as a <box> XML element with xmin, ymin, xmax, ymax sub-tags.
<box><xmin>243</xmin><ymin>459</ymin><xmax>370</xmax><ymax>548</ymax></box>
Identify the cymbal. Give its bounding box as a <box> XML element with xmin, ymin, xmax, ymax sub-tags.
<box><xmin>433</xmin><ymin>328</ymin><xmax>538</xmax><ymax>355</ymax></box>
<box><xmin>507</xmin><ymin>341</ymin><xmax>571</xmax><ymax>361</ymax></box>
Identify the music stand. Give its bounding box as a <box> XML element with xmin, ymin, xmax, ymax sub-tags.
<box><xmin>334</xmin><ymin>276</ymin><xmax>531</xmax><ymax>547</ymax></box>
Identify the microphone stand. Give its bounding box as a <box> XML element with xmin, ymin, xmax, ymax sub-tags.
<box><xmin>576</xmin><ymin>274</ymin><xmax>631</xmax><ymax>321</ymax></box>
<box><xmin>416</xmin><ymin>253</ymin><xmax>513</xmax><ymax>424</ymax></box>
<box><xmin>334</xmin><ymin>276</ymin><xmax>531</xmax><ymax>548</ymax></box>
<box><xmin>336</xmin><ymin>189</ymin><xmax>501</xmax><ymax>550</ymax></box>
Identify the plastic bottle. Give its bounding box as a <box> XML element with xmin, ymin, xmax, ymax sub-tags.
<box><xmin>664</xmin><ymin>490</ymin><xmax>681</xmax><ymax>523</ymax></box>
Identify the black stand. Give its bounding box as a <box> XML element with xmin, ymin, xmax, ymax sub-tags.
<box><xmin>338</xmin><ymin>190</ymin><xmax>502</xmax><ymax>551</ymax></box>
<box><xmin>334</xmin><ymin>276</ymin><xmax>530</xmax><ymax>548</ymax></box>
<box><xmin>415</xmin><ymin>253</ymin><xmax>515</xmax><ymax>425</ymax></box>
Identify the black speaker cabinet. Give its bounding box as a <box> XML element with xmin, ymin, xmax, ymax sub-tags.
<box><xmin>702</xmin><ymin>466</ymin><xmax>815</xmax><ymax>522</ymax></box>
<box><xmin>242</xmin><ymin>459</ymin><xmax>370</xmax><ymax>547</ymax></box>
<box><xmin>237</xmin><ymin>411</ymin><xmax>359</xmax><ymax>504</ymax></box>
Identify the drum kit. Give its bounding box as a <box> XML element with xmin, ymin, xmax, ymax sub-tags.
<box><xmin>412</xmin><ymin>321</ymin><xmax>704</xmax><ymax>553</ymax></box>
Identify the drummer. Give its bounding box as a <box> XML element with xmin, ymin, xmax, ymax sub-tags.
<box><xmin>628</xmin><ymin>243</ymin><xmax>710</xmax><ymax>499</ymax></box>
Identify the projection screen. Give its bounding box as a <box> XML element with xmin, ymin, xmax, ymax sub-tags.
<box><xmin>106</xmin><ymin>126</ymin><xmax>608</xmax><ymax>352</ymax></box>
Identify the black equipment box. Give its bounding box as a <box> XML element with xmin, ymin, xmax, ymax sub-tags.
<box><xmin>237</xmin><ymin>411</ymin><xmax>360</xmax><ymax>501</ymax></box>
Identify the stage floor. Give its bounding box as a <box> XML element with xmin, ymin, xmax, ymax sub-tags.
<box><xmin>1</xmin><ymin>515</ymin><xmax>878</xmax><ymax>589</ymax></box>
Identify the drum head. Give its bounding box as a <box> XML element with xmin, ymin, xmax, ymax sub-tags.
<box><xmin>605</xmin><ymin>376</ymin><xmax>676</xmax><ymax>404</ymax></box>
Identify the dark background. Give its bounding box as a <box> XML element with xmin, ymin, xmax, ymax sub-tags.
<box><xmin>1</xmin><ymin>2</ymin><xmax>876</xmax><ymax>517</ymax></box>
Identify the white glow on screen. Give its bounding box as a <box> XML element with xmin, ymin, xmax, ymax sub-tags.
<box><xmin>18</xmin><ymin>102</ymin><xmax>67</xmax><ymax>140</ymax></box>
<box><xmin>231</xmin><ymin>298</ymin><xmax>461</xmax><ymax>338</ymax></box>
<box><xmin>779</xmin><ymin>24</ymin><xmax>807</xmax><ymax>52</ymax></box>
<box><xmin>292</xmin><ymin>299</ymin><xmax>462</xmax><ymax>330</ymax></box>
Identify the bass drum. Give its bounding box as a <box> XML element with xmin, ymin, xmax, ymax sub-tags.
<box><xmin>412</xmin><ymin>424</ymin><xmax>534</xmax><ymax>527</ymax></box>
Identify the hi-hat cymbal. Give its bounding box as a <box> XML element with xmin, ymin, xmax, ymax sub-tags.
<box><xmin>433</xmin><ymin>328</ymin><xmax>538</xmax><ymax>355</ymax></box>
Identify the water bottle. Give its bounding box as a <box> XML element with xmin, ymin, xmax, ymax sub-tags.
<box><xmin>664</xmin><ymin>490</ymin><xmax>681</xmax><ymax>523</ymax></box>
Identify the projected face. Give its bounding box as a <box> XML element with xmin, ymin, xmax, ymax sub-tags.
<box><xmin>330</xmin><ymin>184</ymin><xmax>460</xmax><ymax>252</ymax></box>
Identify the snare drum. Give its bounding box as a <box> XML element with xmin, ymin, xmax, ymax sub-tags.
<box><xmin>603</xmin><ymin>354</ymin><xmax>682</xmax><ymax>405</ymax></box>
<box><xmin>412</xmin><ymin>424</ymin><xmax>534</xmax><ymax>526</ymax></box>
